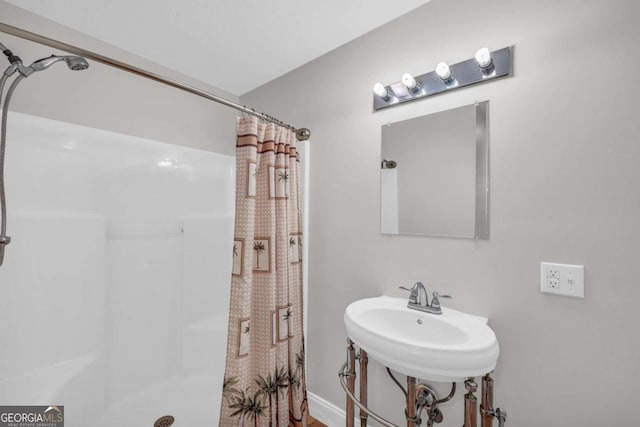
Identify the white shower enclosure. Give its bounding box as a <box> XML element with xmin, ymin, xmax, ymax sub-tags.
<box><xmin>0</xmin><ymin>112</ymin><xmax>235</xmax><ymax>426</ymax></box>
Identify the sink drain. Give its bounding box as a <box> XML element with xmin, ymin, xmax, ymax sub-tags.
<box><xmin>154</xmin><ymin>415</ymin><xmax>175</xmax><ymax>427</ymax></box>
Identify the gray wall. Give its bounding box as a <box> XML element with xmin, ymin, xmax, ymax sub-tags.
<box><xmin>241</xmin><ymin>0</ymin><xmax>640</xmax><ymax>425</ymax></box>
<box><xmin>0</xmin><ymin>1</ymin><xmax>237</xmax><ymax>155</ymax></box>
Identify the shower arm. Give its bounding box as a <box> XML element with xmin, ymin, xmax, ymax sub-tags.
<box><xmin>0</xmin><ymin>41</ymin><xmax>21</xmax><ymax>65</ymax></box>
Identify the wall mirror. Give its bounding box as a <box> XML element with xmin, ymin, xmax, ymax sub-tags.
<box><xmin>380</xmin><ymin>101</ymin><xmax>489</xmax><ymax>239</ymax></box>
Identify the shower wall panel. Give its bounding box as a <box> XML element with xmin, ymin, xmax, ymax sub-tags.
<box><xmin>0</xmin><ymin>213</ymin><xmax>106</xmax><ymax>416</ymax></box>
<box><xmin>106</xmin><ymin>233</ymin><xmax>182</xmax><ymax>402</ymax></box>
<box><xmin>0</xmin><ymin>112</ymin><xmax>235</xmax><ymax>426</ymax></box>
<box><xmin>181</xmin><ymin>216</ymin><xmax>233</xmax><ymax>379</ymax></box>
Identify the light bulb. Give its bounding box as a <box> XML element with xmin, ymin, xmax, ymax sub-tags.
<box><xmin>435</xmin><ymin>62</ymin><xmax>452</xmax><ymax>81</ymax></box>
<box><xmin>373</xmin><ymin>82</ymin><xmax>389</xmax><ymax>99</ymax></box>
<box><xmin>401</xmin><ymin>73</ymin><xmax>418</xmax><ymax>91</ymax></box>
<box><xmin>475</xmin><ymin>47</ymin><xmax>492</xmax><ymax>68</ymax></box>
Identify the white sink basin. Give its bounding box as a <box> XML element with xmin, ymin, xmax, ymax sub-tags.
<box><xmin>344</xmin><ymin>296</ymin><xmax>499</xmax><ymax>382</ymax></box>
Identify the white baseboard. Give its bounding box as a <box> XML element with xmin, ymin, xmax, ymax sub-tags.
<box><xmin>308</xmin><ymin>391</ymin><xmax>360</xmax><ymax>427</ymax></box>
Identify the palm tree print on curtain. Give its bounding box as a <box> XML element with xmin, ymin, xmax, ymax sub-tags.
<box><xmin>220</xmin><ymin>117</ymin><xmax>308</xmax><ymax>426</ymax></box>
<box><xmin>253</xmin><ymin>240</ymin><xmax>267</xmax><ymax>271</ymax></box>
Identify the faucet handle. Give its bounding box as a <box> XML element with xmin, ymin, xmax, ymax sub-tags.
<box><xmin>398</xmin><ymin>285</ymin><xmax>419</xmax><ymax>304</ymax></box>
<box><xmin>430</xmin><ymin>292</ymin><xmax>451</xmax><ymax>309</ymax></box>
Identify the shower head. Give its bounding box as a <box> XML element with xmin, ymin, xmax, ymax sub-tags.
<box><xmin>66</xmin><ymin>56</ymin><xmax>90</xmax><ymax>71</ymax></box>
<box><xmin>29</xmin><ymin>55</ymin><xmax>89</xmax><ymax>72</ymax></box>
<box><xmin>381</xmin><ymin>159</ymin><xmax>397</xmax><ymax>169</ymax></box>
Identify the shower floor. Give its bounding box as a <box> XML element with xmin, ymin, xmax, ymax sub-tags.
<box><xmin>98</xmin><ymin>375</ymin><xmax>223</xmax><ymax>427</ymax></box>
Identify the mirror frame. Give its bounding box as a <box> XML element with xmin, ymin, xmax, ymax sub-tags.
<box><xmin>474</xmin><ymin>101</ymin><xmax>489</xmax><ymax>239</ymax></box>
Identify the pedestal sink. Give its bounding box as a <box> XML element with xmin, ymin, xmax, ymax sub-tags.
<box><xmin>344</xmin><ymin>296</ymin><xmax>499</xmax><ymax>382</ymax></box>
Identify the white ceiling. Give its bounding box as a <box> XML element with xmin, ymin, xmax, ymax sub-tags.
<box><xmin>6</xmin><ymin>0</ymin><xmax>432</xmax><ymax>96</ymax></box>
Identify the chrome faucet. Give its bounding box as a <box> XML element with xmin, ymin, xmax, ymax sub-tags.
<box><xmin>399</xmin><ymin>282</ymin><xmax>451</xmax><ymax>315</ymax></box>
<box><xmin>399</xmin><ymin>281</ymin><xmax>428</xmax><ymax>307</ymax></box>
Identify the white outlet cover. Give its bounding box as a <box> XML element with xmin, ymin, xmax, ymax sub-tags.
<box><xmin>540</xmin><ymin>262</ymin><xmax>585</xmax><ymax>298</ymax></box>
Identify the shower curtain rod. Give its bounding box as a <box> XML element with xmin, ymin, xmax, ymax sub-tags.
<box><xmin>0</xmin><ymin>22</ymin><xmax>311</xmax><ymax>141</ymax></box>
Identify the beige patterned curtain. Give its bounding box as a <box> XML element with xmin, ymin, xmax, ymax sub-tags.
<box><xmin>220</xmin><ymin>117</ymin><xmax>307</xmax><ymax>426</ymax></box>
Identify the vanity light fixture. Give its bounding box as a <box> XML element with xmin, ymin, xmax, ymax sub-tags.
<box><xmin>372</xmin><ymin>46</ymin><xmax>513</xmax><ymax>111</ymax></box>
<box><xmin>401</xmin><ymin>73</ymin><xmax>421</xmax><ymax>93</ymax></box>
<box><xmin>373</xmin><ymin>82</ymin><xmax>391</xmax><ymax>101</ymax></box>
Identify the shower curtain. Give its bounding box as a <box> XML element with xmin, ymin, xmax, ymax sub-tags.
<box><xmin>220</xmin><ymin>117</ymin><xmax>307</xmax><ymax>426</ymax></box>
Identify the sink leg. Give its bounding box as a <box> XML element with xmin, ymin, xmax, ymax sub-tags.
<box><xmin>481</xmin><ymin>374</ymin><xmax>494</xmax><ymax>427</ymax></box>
<box><xmin>464</xmin><ymin>378</ymin><xmax>478</xmax><ymax>427</ymax></box>
<box><xmin>359</xmin><ymin>349</ymin><xmax>369</xmax><ymax>427</ymax></box>
<box><xmin>346</xmin><ymin>339</ymin><xmax>356</xmax><ymax>427</ymax></box>
<box><xmin>406</xmin><ymin>376</ymin><xmax>417</xmax><ymax>427</ymax></box>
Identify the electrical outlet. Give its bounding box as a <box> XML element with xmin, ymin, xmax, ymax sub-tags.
<box><xmin>545</xmin><ymin>265</ymin><xmax>560</xmax><ymax>289</ymax></box>
<box><xmin>540</xmin><ymin>262</ymin><xmax>585</xmax><ymax>298</ymax></box>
